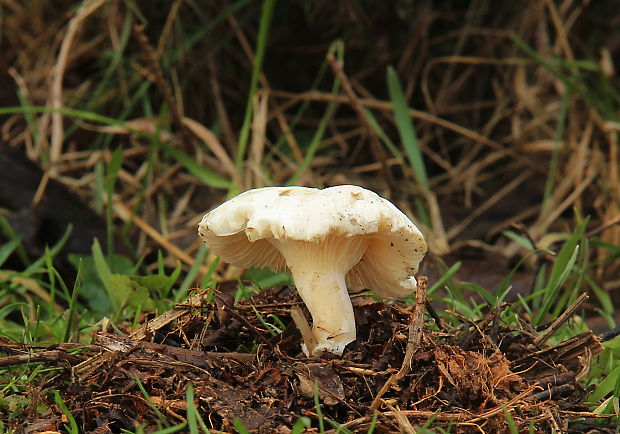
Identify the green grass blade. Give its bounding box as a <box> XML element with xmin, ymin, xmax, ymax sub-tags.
<box><xmin>88</xmin><ymin>12</ymin><xmax>133</xmax><ymax>106</ymax></box>
<box><xmin>134</xmin><ymin>374</ymin><xmax>170</xmax><ymax>427</ymax></box>
<box><xmin>426</xmin><ymin>261</ymin><xmax>462</xmax><ymax>297</ymax></box>
<box><xmin>151</xmin><ymin>425</ymin><xmax>188</xmax><ymax>434</ymax></box>
<box><xmin>91</xmin><ymin>238</ymin><xmax>118</xmax><ymax>312</ymax></box>
<box><xmin>534</xmin><ymin>246</ymin><xmax>579</xmax><ymax>325</ymax></box>
<box><xmin>171</xmin><ymin>0</ymin><xmax>252</xmax><ymax>65</ymax></box>
<box><xmin>105</xmin><ymin>147</ymin><xmax>124</xmax><ymax>259</ymax></box>
<box><xmin>0</xmin><ymin>236</ymin><xmax>22</xmax><ymax>268</ymax></box>
<box><xmin>586</xmin><ymin>274</ymin><xmax>615</xmax><ymax>326</ymax></box>
<box><xmin>94</xmin><ymin>160</ymin><xmax>105</xmax><ymax>214</ymax></box>
<box><xmin>24</xmin><ymin>224</ymin><xmax>72</xmax><ymax>276</ymax></box>
<box><xmin>233</xmin><ymin>0</ymin><xmax>278</xmax><ymax>182</ymax></box>
<box><xmin>367</xmin><ymin>412</ymin><xmax>379</xmax><ymax>434</ymax></box>
<box><xmin>0</xmin><ymin>215</ymin><xmax>30</xmax><ymax>266</ymax></box>
<box><xmin>421</xmin><ymin>411</ymin><xmax>441</xmax><ymax>428</ymax></box>
<box><xmin>0</xmin><ymin>106</ymin><xmax>148</xmax><ymax>129</ymax></box>
<box><xmin>63</xmin><ymin>10</ymin><xmax>134</xmax><ymax>141</ymax></box>
<box><xmin>511</xmin><ymin>35</ymin><xmax>618</xmax><ymax>121</ymax></box>
<box><xmin>534</xmin><ymin>218</ymin><xmax>588</xmax><ymax>325</ymax></box>
<box><xmin>386</xmin><ymin>65</ymin><xmax>429</xmax><ymax>190</ymax></box>
<box><xmin>495</xmin><ymin>250</ymin><xmax>548</xmax><ymax>306</ymax></box>
<box><xmin>502</xmin><ymin>230</ymin><xmax>535</xmax><ymax>251</ymax></box>
<box><xmin>186</xmin><ymin>383</ymin><xmax>200</xmax><ymax>434</ymax></box>
<box><xmin>232</xmin><ymin>418</ymin><xmax>251</xmax><ymax>434</ymax></box>
<box><xmin>200</xmin><ymin>257</ymin><xmax>220</xmax><ymax>289</ymax></box>
<box><xmin>160</xmin><ymin>142</ymin><xmax>231</xmax><ymax>189</ymax></box>
<box><xmin>62</xmin><ymin>258</ymin><xmax>83</xmax><ymax>342</ymax></box>
<box><xmin>461</xmin><ymin>282</ymin><xmax>497</xmax><ymax>306</ymax></box>
<box><xmin>363</xmin><ymin>108</ymin><xmax>404</xmax><ymax>162</ymax></box>
<box><xmin>291</xmin><ymin>417</ymin><xmax>312</xmax><ymax>434</ymax></box>
<box><xmin>313</xmin><ymin>382</ymin><xmax>325</xmax><ymax>433</ymax></box>
<box><xmin>54</xmin><ymin>390</ymin><xmax>79</xmax><ymax>434</ymax></box>
<box><xmin>15</xmin><ymin>85</ymin><xmax>40</xmax><ymax>145</ymax></box>
<box><xmin>266</xmin><ymin>56</ymin><xmax>330</xmax><ymax>165</ymax></box>
<box><xmin>325</xmin><ymin>418</ymin><xmax>354</xmax><ymax>433</ymax></box>
<box><xmin>92</xmin><ymin>239</ymin><xmax>113</xmax><ymax>285</ymax></box>
<box><xmin>588</xmin><ymin>365</ymin><xmax>620</xmax><ymax>403</ymax></box>
<box><xmin>501</xmin><ymin>405</ymin><xmax>519</xmax><ymax>434</ymax></box>
<box><xmin>0</xmin><ymin>302</ymin><xmax>29</xmax><ymax>323</ymax></box>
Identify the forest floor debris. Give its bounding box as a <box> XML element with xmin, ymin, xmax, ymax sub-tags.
<box><xmin>1</xmin><ymin>285</ymin><xmax>608</xmax><ymax>433</ymax></box>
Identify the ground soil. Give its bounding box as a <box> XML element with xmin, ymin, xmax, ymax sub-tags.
<box><xmin>2</xmin><ymin>285</ymin><xmax>608</xmax><ymax>433</ymax></box>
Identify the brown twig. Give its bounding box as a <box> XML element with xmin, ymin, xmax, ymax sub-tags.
<box><xmin>534</xmin><ymin>293</ymin><xmax>588</xmax><ymax>346</ymax></box>
<box><xmin>223</xmin><ymin>305</ymin><xmax>275</xmax><ymax>348</ymax></box>
<box><xmin>425</xmin><ymin>301</ymin><xmax>444</xmax><ymax>330</ymax></box>
<box><xmin>586</xmin><ymin>214</ymin><xmax>620</xmax><ymax>238</ymax></box>
<box><xmin>0</xmin><ymin>350</ymin><xmax>83</xmax><ymax>367</ymax></box>
<box><xmin>48</xmin><ymin>0</ymin><xmax>107</xmax><ymax>176</ymax></box>
<box><xmin>290</xmin><ymin>305</ymin><xmax>317</xmax><ymax>355</ymax></box>
<box><xmin>113</xmin><ymin>200</ymin><xmax>208</xmax><ymax>274</ymax></box>
<box><xmin>371</xmin><ymin>276</ymin><xmax>427</xmax><ymax>410</ymax></box>
<box><xmin>130</xmin><ymin>291</ymin><xmax>209</xmax><ymax>341</ymax></box>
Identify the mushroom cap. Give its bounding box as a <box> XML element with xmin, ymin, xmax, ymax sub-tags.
<box><xmin>198</xmin><ymin>185</ymin><xmax>427</xmax><ymax>298</ymax></box>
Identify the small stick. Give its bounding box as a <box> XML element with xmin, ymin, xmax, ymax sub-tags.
<box><xmin>402</xmin><ymin>276</ymin><xmax>428</xmax><ymax>371</ymax></box>
<box><xmin>529</xmin><ymin>384</ymin><xmax>575</xmax><ymax>402</ymax></box>
<box><xmin>290</xmin><ymin>305</ymin><xmax>317</xmax><ymax>355</ymax></box>
<box><xmin>535</xmin><ymin>371</ymin><xmax>575</xmax><ymax>389</ymax></box>
<box><xmin>586</xmin><ymin>214</ymin><xmax>620</xmax><ymax>237</ymax></box>
<box><xmin>425</xmin><ymin>301</ymin><xmax>444</xmax><ymax>330</ymax></box>
<box><xmin>371</xmin><ymin>276</ymin><xmax>427</xmax><ymax>410</ymax></box>
<box><xmin>534</xmin><ymin>293</ymin><xmax>588</xmax><ymax>346</ymax></box>
<box><xmin>0</xmin><ymin>350</ymin><xmax>82</xmax><ymax>367</ymax></box>
<box><xmin>602</xmin><ymin>324</ymin><xmax>620</xmax><ymax>342</ymax></box>
<box><xmin>130</xmin><ymin>291</ymin><xmax>208</xmax><ymax>340</ymax></box>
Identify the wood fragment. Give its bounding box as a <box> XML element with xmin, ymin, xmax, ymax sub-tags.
<box><xmin>529</xmin><ymin>383</ymin><xmax>574</xmax><ymax>402</ymax></box>
<box><xmin>0</xmin><ymin>350</ymin><xmax>82</xmax><ymax>367</ymax></box>
<box><xmin>384</xmin><ymin>402</ymin><xmax>415</xmax><ymax>434</ymax></box>
<box><xmin>130</xmin><ymin>291</ymin><xmax>208</xmax><ymax>340</ymax></box>
<box><xmin>290</xmin><ymin>305</ymin><xmax>317</xmax><ymax>356</ymax></box>
<box><xmin>371</xmin><ymin>276</ymin><xmax>427</xmax><ymax>410</ymax></box>
<box><xmin>512</xmin><ymin>331</ymin><xmax>603</xmax><ymax>377</ymax></box>
<box><xmin>93</xmin><ymin>332</ymin><xmax>256</xmax><ymax>365</ymax></box>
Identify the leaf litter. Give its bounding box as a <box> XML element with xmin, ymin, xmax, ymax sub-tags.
<box><xmin>1</xmin><ymin>281</ymin><xmax>609</xmax><ymax>433</ymax></box>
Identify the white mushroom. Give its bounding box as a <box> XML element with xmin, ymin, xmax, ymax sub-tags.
<box><xmin>198</xmin><ymin>185</ymin><xmax>427</xmax><ymax>356</ymax></box>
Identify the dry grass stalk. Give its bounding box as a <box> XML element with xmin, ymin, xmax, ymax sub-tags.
<box><xmin>48</xmin><ymin>0</ymin><xmax>107</xmax><ymax>174</ymax></box>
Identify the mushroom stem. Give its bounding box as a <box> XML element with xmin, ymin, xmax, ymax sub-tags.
<box><xmin>289</xmin><ymin>266</ymin><xmax>355</xmax><ymax>356</ymax></box>
<box><xmin>271</xmin><ymin>235</ymin><xmax>368</xmax><ymax>356</ymax></box>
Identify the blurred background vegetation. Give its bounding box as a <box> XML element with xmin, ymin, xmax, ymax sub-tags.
<box><xmin>2</xmin><ymin>0</ymin><xmax>619</xmax><ymax>313</ymax></box>
<box><xmin>1</xmin><ymin>0</ymin><xmax>620</xmax><ymax>429</ymax></box>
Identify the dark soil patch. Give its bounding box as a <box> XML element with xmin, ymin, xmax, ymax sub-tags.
<box><xmin>1</xmin><ymin>286</ymin><xmax>609</xmax><ymax>433</ymax></box>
